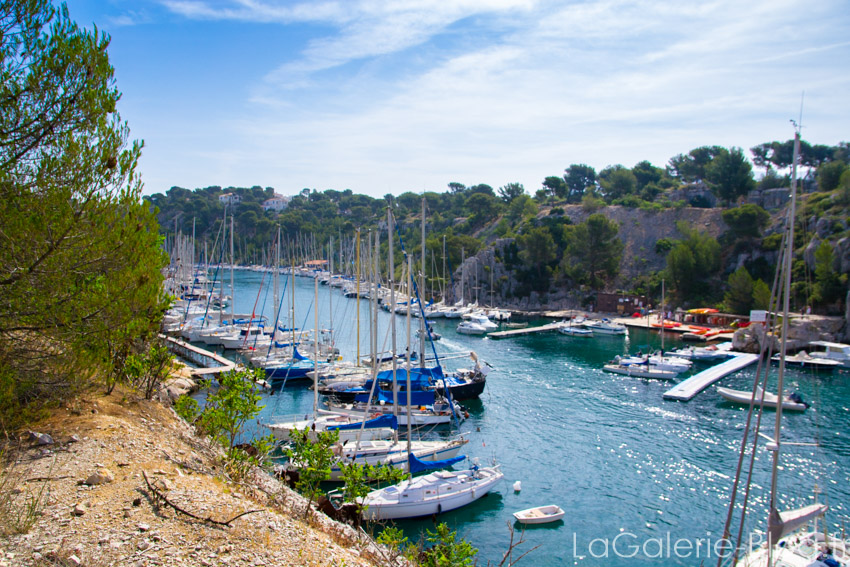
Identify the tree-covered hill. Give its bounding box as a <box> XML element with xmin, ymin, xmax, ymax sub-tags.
<box><xmin>147</xmin><ymin>142</ymin><xmax>850</xmax><ymax>317</ymax></box>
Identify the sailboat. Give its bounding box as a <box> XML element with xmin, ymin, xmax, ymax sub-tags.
<box><xmin>720</xmin><ymin>123</ymin><xmax>848</xmax><ymax>567</ymax></box>
<box><xmin>360</xmin><ymin>213</ymin><xmax>503</xmax><ymax>521</ymax></box>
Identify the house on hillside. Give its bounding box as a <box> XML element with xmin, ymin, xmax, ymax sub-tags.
<box><xmin>263</xmin><ymin>194</ymin><xmax>290</xmax><ymax>212</ymax></box>
<box><xmin>219</xmin><ymin>192</ymin><xmax>241</xmax><ymax>206</ymax></box>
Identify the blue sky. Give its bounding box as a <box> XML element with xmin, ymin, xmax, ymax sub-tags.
<box><xmin>66</xmin><ymin>0</ymin><xmax>850</xmax><ymax>198</ymax></box>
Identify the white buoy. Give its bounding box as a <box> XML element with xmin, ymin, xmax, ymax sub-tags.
<box><xmin>513</xmin><ymin>481</ymin><xmax>522</xmax><ymax>492</ymax></box>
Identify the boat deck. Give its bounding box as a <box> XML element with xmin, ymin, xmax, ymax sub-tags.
<box><xmin>487</xmin><ymin>322</ymin><xmax>564</xmax><ymax>340</ymax></box>
<box><xmin>662</xmin><ymin>353</ymin><xmax>760</xmax><ymax>401</ymax></box>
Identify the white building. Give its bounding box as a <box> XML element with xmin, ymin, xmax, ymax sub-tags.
<box><xmin>262</xmin><ymin>194</ymin><xmax>290</xmax><ymax>212</ymax></box>
<box><xmin>219</xmin><ymin>192</ymin><xmax>241</xmax><ymax>205</ymax></box>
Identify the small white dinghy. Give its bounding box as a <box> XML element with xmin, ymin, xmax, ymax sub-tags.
<box><xmin>512</xmin><ymin>504</ymin><xmax>565</xmax><ymax>525</ymax></box>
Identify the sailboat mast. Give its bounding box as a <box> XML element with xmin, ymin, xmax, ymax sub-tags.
<box><xmin>329</xmin><ymin>236</ymin><xmax>334</xmax><ymax>351</ymax></box>
<box><xmin>766</xmin><ymin>125</ymin><xmax>801</xmax><ymax>557</ymax></box>
<box><xmin>229</xmin><ymin>214</ymin><xmax>235</xmax><ymax>323</ymax></box>
<box><xmin>356</xmin><ymin>228</ymin><xmax>361</xmax><ymax>364</ymax></box>
<box><xmin>406</xmin><ymin>253</ymin><xmax>413</xmax><ymax>471</ymax></box>
<box><xmin>273</xmin><ymin>226</ymin><xmax>280</xmax><ymax>339</ymax></box>
<box><xmin>419</xmin><ymin>197</ymin><xmax>426</xmax><ymax>367</ymax></box>
<box><xmin>388</xmin><ymin>208</ymin><xmax>398</xmax><ymax>417</ymax></box>
<box><xmin>313</xmin><ymin>274</ymin><xmax>319</xmax><ymax>416</ymax></box>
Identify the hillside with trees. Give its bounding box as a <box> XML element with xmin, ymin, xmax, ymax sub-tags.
<box><xmin>148</xmin><ymin>139</ymin><xmax>850</xmax><ymax>321</ymax></box>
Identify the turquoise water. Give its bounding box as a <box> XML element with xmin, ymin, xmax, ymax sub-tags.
<box><xmin>210</xmin><ymin>270</ymin><xmax>850</xmax><ymax>566</ymax></box>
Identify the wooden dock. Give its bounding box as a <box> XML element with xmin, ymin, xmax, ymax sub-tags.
<box><xmin>161</xmin><ymin>335</ymin><xmax>238</xmax><ymax>376</ymax></box>
<box><xmin>487</xmin><ymin>322</ymin><xmax>565</xmax><ymax>340</ymax></box>
<box><xmin>662</xmin><ymin>353</ymin><xmax>759</xmax><ymax>401</ymax></box>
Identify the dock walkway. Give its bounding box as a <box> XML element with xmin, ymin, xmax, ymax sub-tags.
<box><xmin>487</xmin><ymin>322</ymin><xmax>564</xmax><ymax>340</ymax></box>
<box><xmin>161</xmin><ymin>335</ymin><xmax>238</xmax><ymax>376</ymax></box>
<box><xmin>662</xmin><ymin>353</ymin><xmax>759</xmax><ymax>401</ymax></box>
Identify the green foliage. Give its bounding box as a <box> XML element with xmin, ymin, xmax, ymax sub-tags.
<box><xmin>225</xmin><ymin>433</ymin><xmax>275</xmax><ymax>480</ymax></box>
<box><xmin>198</xmin><ymin>368</ymin><xmax>265</xmax><ymax>449</ymax></box>
<box><xmin>667</xmin><ymin>146</ymin><xmax>725</xmax><ymax>181</ymax></box>
<box><xmin>724</xmin><ymin>266</ymin><xmax>755</xmax><ymax>315</ymax></box>
<box><xmin>174</xmin><ymin>395</ymin><xmax>199</xmax><ymax>423</ymax></box>
<box><xmin>507</xmin><ymin>194</ymin><xmax>537</xmax><ymax>224</ymax></box>
<box><xmin>338</xmin><ymin>461</ymin><xmax>408</xmax><ymax>514</ymax></box>
<box><xmin>517</xmin><ymin>227</ymin><xmax>556</xmax><ymax>280</ymax></box>
<box><xmin>0</xmin><ymin>0</ymin><xmax>168</xmax><ymax>425</ymax></box>
<box><xmin>0</xmin><ymin>449</ymin><xmax>52</xmax><ymax>535</ymax></box>
<box><xmin>655</xmin><ymin>238</ymin><xmax>675</xmax><ymax>255</ymax></box>
<box><xmin>122</xmin><ymin>341</ymin><xmax>173</xmax><ymax>399</ymax></box>
<box><xmin>812</xmin><ymin>241</ymin><xmax>845</xmax><ymax>309</ymax></box>
<box><xmin>757</xmin><ymin>169</ymin><xmax>789</xmax><ymax>190</ymax></box>
<box><xmin>817</xmin><ymin>161</ymin><xmax>848</xmax><ymax>192</ymax></box>
<box><xmin>580</xmin><ymin>192</ymin><xmax>606</xmax><ymax>212</ymax></box>
<box><xmin>598</xmin><ymin>165</ymin><xmax>638</xmax><ymax>202</ymax></box>
<box><xmin>497</xmin><ymin>182</ymin><xmax>526</xmax><ymax>203</ymax></box>
<box><xmin>542</xmin><ymin>176</ymin><xmax>567</xmax><ymax>199</ymax></box>
<box><xmin>721</xmin><ymin>204</ymin><xmax>770</xmax><ymax>239</ymax></box>
<box><xmin>752</xmin><ymin>279</ymin><xmax>772</xmax><ymax>311</ymax></box>
<box><xmin>421</xmin><ymin>522</ymin><xmax>478</xmax><ymax>567</ymax></box>
<box><xmin>706</xmin><ymin>147</ymin><xmax>756</xmax><ymax>203</ymax></box>
<box><xmin>565</xmin><ymin>214</ymin><xmax>623</xmax><ymax>290</ymax></box>
<box><xmin>665</xmin><ymin>222</ymin><xmax>721</xmax><ymax>302</ymax></box>
<box><xmin>564</xmin><ymin>164</ymin><xmax>597</xmax><ymax>202</ymax></box>
<box><xmin>285</xmin><ymin>427</ymin><xmax>338</xmax><ymax>513</ymax></box>
<box><xmin>377</xmin><ymin>526</ymin><xmax>411</xmax><ymax>557</ymax></box>
<box><xmin>761</xmin><ymin>233</ymin><xmax>782</xmax><ymax>251</ymax></box>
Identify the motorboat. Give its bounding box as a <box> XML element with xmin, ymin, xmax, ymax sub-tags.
<box><xmin>602</xmin><ymin>362</ymin><xmax>677</xmax><ymax>380</ymax></box>
<box><xmin>583</xmin><ymin>318</ymin><xmax>628</xmax><ymax>336</ymax></box>
<box><xmin>614</xmin><ymin>352</ymin><xmax>692</xmax><ymax>374</ymax></box>
<box><xmin>668</xmin><ymin>344</ymin><xmax>731</xmax><ymax>361</ymax></box>
<box><xmin>716</xmin><ymin>386</ymin><xmax>808</xmax><ymax>412</ymax></box>
<box><xmin>559</xmin><ymin>322</ymin><xmax>593</xmax><ymax>337</ymax></box>
<box><xmin>808</xmin><ymin>341</ymin><xmax>850</xmax><ymax>368</ymax></box>
<box><xmin>771</xmin><ymin>351</ymin><xmax>842</xmax><ymax>371</ymax></box>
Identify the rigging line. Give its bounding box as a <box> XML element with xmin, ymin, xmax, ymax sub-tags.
<box><xmin>730</xmin><ymin>193</ymin><xmax>794</xmax><ymax>566</ymax></box>
<box><xmin>276</xmin><ymin>293</ymin><xmax>316</xmax><ymax>390</ymax></box>
<box><xmin>263</xmin><ymin>269</ymin><xmax>290</xmax><ymax>360</ymax></box>
<box><xmin>182</xmin><ymin>219</ymin><xmax>226</xmax><ymax>326</ymax></box>
<box><xmin>719</xmin><ymin>214</ymin><xmax>788</xmax><ymax>565</ymax></box>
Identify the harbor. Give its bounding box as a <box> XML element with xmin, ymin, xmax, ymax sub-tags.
<box><xmin>180</xmin><ymin>269</ymin><xmax>850</xmax><ymax>567</ymax></box>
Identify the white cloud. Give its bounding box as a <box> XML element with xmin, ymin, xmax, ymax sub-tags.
<box><xmin>137</xmin><ymin>0</ymin><xmax>850</xmax><ymax>195</ymax></box>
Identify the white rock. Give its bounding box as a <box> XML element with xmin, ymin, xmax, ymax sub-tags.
<box><xmin>84</xmin><ymin>468</ymin><xmax>114</xmax><ymax>486</ymax></box>
<box><xmin>72</xmin><ymin>503</ymin><xmax>86</xmax><ymax>516</ymax></box>
<box><xmin>67</xmin><ymin>555</ymin><xmax>81</xmax><ymax>566</ymax></box>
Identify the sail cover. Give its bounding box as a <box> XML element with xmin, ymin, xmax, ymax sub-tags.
<box><xmin>354</xmin><ymin>389</ymin><xmax>435</xmax><ymax>406</ymax></box>
<box><xmin>325</xmin><ymin>414</ymin><xmax>398</xmax><ymax>431</ymax></box>
<box><xmin>408</xmin><ymin>453</ymin><xmax>465</xmax><ymax>474</ymax></box>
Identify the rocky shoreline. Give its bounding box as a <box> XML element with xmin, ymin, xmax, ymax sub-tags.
<box><xmin>0</xmin><ymin>392</ymin><xmax>391</xmax><ymax>567</ymax></box>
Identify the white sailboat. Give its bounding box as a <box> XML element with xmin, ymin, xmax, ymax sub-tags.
<box><xmin>359</xmin><ymin>211</ymin><xmax>504</xmax><ymax>521</ymax></box>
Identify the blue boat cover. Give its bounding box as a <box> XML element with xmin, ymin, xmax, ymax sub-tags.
<box><xmin>408</xmin><ymin>453</ymin><xmax>465</xmax><ymax>474</ymax></box>
<box><xmin>353</xmin><ymin>389</ymin><xmax>435</xmax><ymax>406</ymax></box>
<box><xmin>325</xmin><ymin>414</ymin><xmax>398</xmax><ymax>431</ymax></box>
<box><xmin>375</xmin><ymin>366</ymin><xmax>445</xmax><ymax>390</ymax></box>
<box><xmin>292</xmin><ymin>346</ymin><xmax>309</xmax><ymax>361</ymax></box>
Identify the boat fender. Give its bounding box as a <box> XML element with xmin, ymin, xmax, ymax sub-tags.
<box><xmin>437</xmin><ymin>504</ymin><xmax>442</xmax><ymax>514</ymax></box>
<box><xmin>464</xmin><ymin>411</ymin><xmax>470</xmax><ymax>419</ymax></box>
<box><xmin>471</xmin><ymin>488</ymin><xmax>476</xmax><ymax>498</ymax></box>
